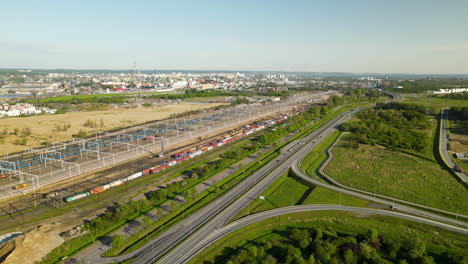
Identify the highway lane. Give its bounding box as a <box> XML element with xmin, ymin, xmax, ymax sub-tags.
<box><xmin>440</xmin><ymin>109</ymin><xmax>468</xmax><ymax>183</ymax></box>
<box><xmin>77</xmin><ymin>108</ymin><xmax>356</xmax><ymax>264</ymax></box>
<box><xmin>80</xmin><ymin>104</ymin><xmax>468</xmax><ymax>264</ymax></box>
<box><xmin>161</xmin><ymin>106</ymin><xmax>468</xmax><ymax>264</ymax></box>
<box><xmin>157</xmin><ymin>111</ymin><xmax>359</xmax><ymax>264</ymax></box>
<box><xmin>175</xmin><ymin>205</ymin><xmax>468</xmax><ymax>263</ymax></box>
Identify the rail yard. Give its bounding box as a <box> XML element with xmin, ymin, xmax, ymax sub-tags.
<box><xmin>0</xmin><ymin>92</ymin><xmax>332</xmax><ymax>220</ymax></box>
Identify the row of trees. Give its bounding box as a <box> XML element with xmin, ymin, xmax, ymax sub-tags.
<box><xmin>340</xmin><ymin>103</ymin><xmax>431</xmax><ymax>152</ymax></box>
<box><xmin>220</xmin><ymin>227</ymin><xmax>463</xmax><ymax>264</ymax></box>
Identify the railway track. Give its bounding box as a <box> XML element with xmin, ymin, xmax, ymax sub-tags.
<box><xmin>0</xmin><ymin>114</ymin><xmax>279</xmax><ymax>232</ymax></box>
<box><xmin>0</xmin><ymin>94</ymin><xmax>322</xmax><ymax>197</ymax></box>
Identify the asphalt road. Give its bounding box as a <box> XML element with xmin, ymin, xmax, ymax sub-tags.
<box><xmin>440</xmin><ymin>109</ymin><xmax>468</xmax><ymax>183</ymax></box>
<box><xmin>134</xmin><ymin>110</ymin><xmax>359</xmax><ymax>264</ymax></box>
<box><xmin>159</xmin><ymin>107</ymin><xmax>468</xmax><ymax>264</ymax></box>
<box><xmin>76</xmin><ymin>109</ymin><xmax>355</xmax><ymax>264</ymax></box>
<box><xmin>77</xmin><ymin>106</ymin><xmax>468</xmax><ymax>264</ymax></box>
<box><xmin>173</xmin><ymin>205</ymin><xmax>468</xmax><ymax>263</ymax></box>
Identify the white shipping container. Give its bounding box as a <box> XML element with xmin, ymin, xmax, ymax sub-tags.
<box><xmin>103</xmin><ymin>184</ymin><xmax>111</xmax><ymax>190</ymax></box>
<box><xmin>110</xmin><ymin>180</ymin><xmax>123</xmax><ymax>187</ymax></box>
<box><xmin>73</xmin><ymin>193</ymin><xmax>88</xmax><ymax>200</ymax></box>
<box><xmin>132</xmin><ymin>172</ymin><xmax>143</xmax><ymax>178</ymax></box>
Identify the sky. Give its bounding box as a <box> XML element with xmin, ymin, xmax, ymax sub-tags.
<box><xmin>1</xmin><ymin>0</ymin><xmax>467</xmax><ymax>74</ymax></box>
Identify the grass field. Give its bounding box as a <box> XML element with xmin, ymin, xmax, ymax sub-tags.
<box><xmin>300</xmin><ymin>130</ymin><xmax>342</xmax><ymax>178</ymax></box>
<box><xmin>325</xmin><ymin>139</ymin><xmax>468</xmax><ymax>214</ymax></box>
<box><xmin>0</xmin><ymin>102</ymin><xmax>222</xmax><ymax>155</ymax></box>
<box><xmin>190</xmin><ymin>210</ymin><xmax>468</xmax><ymax>264</ymax></box>
<box><xmin>403</xmin><ymin>96</ymin><xmax>468</xmax><ymax>111</ymax></box>
<box><xmin>234</xmin><ymin>171</ymin><xmax>370</xmax><ymax>220</ymax></box>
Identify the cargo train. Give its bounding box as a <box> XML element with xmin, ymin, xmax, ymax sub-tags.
<box><xmin>64</xmin><ymin>113</ymin><xmax>290</xmax><ymax>202</ymax></box>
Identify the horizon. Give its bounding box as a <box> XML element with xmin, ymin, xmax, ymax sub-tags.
<box><xmin>1</xmin><ymin>0</ymin><xmax>468</xmax><ymax>74</ymax></box>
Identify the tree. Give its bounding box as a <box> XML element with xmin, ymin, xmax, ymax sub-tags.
<box><xmin>112</xmin><ymin>235</ymin><xmax>124</xmax><ymax>249</ymax></box>
<box><xmin>406</xmin><ymin>239</ymin><xmax>426</xmax><ymax>259</ymax></box>
<box><xmin>344</xmin><ymin>249</ymin><xmax>357</xmax><ymax>264</ymax></box>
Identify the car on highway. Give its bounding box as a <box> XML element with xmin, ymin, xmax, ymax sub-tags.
<box><xmin>453</xmin><ymin>166</ymin><xmax>464</xmax><ymax>173</ymax></box>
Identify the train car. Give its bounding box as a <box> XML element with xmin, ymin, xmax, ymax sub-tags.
<box><xmin>150</xmin><ymin>165</ymin><xmax>162</xmax><ymax>174</ymax></box>
<box><xmin>90</xmin><ymin>186</ymin><xmax>106</xmax><ymax>194</ymax></box>
<box><xmin>103</xmin><ymin>184</ymin><xmax>111</xmax><ymax>190</ymax></box>
<box><xmin>14</xmin><ymin>183</ymin><xmax>29</xmax><ymax>190</ymax></box>
<box><xmin>174</xmin><ymin>151</ymin><xmax>187</xmax><ymax>158</ymax></box>
<box><xmin>168</xmin><ymin>160</ymin><xmax>177</xmax><ymax>167</ymax></box>
<box><xmin>110</xmin><ymin>179</ymin><xmax>124</xmax><ymax>188</ymax></box>
<box><xmin>65</xmin><ymin>192</ymin><xmax>90</xmax><ymax>202</ymax></box>
<box><xmin>126</xmin><ymin>172</ymin><xmax>143</xmax><ymax>181</ymax></box>
<box><xmin>160</xmin><ymin>163</ymin><xmax>169</xmax><ymax>170</ymax></box>
<box><xmin>0</xmin><ymin>174</ymin><xmax>8</xmax><ymax>179</ymax></box>
<box><xmin>142</xmin><ymin>168</ymin><xmax>151</xmax><ymax>175</ymax></box>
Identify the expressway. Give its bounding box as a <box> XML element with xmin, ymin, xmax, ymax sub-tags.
<box><xmin>77</xmin><ymin>108</ymin><xmax>358</xmax><ymax>264</ymax></box>
<box><xmin>77</xmin><ymin>105</ymin><xmax>468</xmax><ymax>264</ymax></box>
<box><xmin>173</xmin><ymin>205</ymin><xmax>468</xmax><ymax>263</ymax></box>
<box><xmin>158</xmin><ymin>107</ymin><xmax>468</xmax><ymax>264</ymax></box>
<box><xmin>142</xmin><ymin>109</ymin><xmax>359</xmax><ymax>264</ymax></box>
<box><xmin>440</xmin><ymin>108</ymin><xmax>468</xmax><ymax>183</ymax></box>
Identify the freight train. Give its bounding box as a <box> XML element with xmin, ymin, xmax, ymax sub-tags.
<box><xmin>64</xmin><ymin>113</ymin><xmax>289</xmax><ymax>202</ymax></box>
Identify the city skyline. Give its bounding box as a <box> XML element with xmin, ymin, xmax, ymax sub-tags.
<box><xmin>1</xmin><ymin>0</ymin><xmax>468</xmax><ymax>74</ymax></box>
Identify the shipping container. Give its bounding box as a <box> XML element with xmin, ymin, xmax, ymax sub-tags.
<box><xmin>168</xmin><ymin>160</ymin><xmax>177</xmax><ymax>166</ymax></box>
<box><xmin>142</xmin><ymin>168</ymin><xmax>151</xmax><ymax>175</ymax></box>
<box><xmin>14</xmin><ymin>183</ymin><xmax>29</xmax><ymax>190</ymax></box>
<box><xmin>110</xmin><ymin>180</ymin><xmax>124</xmax><ymax>187</ymax></box>
<box><xmin>150</xmin><ymin>165</ymin><xmax>162</xmax><ymax>174</ymax></box>
<box><xmin>90</xmin><ymin>186</ymin><xmax>106</xmax><ymax>194</ymax></box>
<box><xmin>65</xmin><ymin>192</ymin><xmax>90</xmax><ymax>202</ymax></box>
<box><xmin>174</xmin><ymin>151</ymin><xmax>187</xmax><ymax>158</ymax></box>
<box><xmin>103</xmin><ymin>184</ymin><xmax>111</xmax><ymax>190</ymax></box>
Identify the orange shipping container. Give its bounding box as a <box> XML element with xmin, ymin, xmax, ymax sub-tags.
<box><xmin>90</xmin><ymin>186</ymin><xmax>106</xmax><ymax>194</ymax></box>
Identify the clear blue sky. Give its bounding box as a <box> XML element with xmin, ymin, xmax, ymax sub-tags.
<box><xmin>1</xmin><ymin>0</ymin><xmax>467</xmax><ymax>73</ymax></box>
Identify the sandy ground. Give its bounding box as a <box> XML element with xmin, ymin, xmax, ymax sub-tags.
<box><xmin>0</xmin><ymin>223</ymin><xmax>64</xmax><ymax>264</ymax></box>
<box><xmin>0</xmin><ymin>102</ymin><xmax>223</xmax><ymax>156</ymax></box>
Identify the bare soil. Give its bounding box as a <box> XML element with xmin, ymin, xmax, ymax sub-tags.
<box><xmin>449</xmin><ymin>134</ymin><xmax>468</xmax><ymax>153</ymax></box>
<box><xmin>0</xmin><ymin>223</ymin><xmax>65</xmax><ymax>264</ymax></box>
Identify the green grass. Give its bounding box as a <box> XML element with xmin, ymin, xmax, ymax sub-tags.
<box><xmin>403</xmin><ymin>96</ymin><xmax>468</xmax><ymax>111</ymax></box>
<box><xmin>325</xmin><ymin>140</ymin><xmax>468</xmax><ymax>214</ymax></box>
<box><xmin>234</xmin><ymin>170</ymin><xmax>370</xmax><ymax>220</ymax></box>
<box><xmin>190</xmin><ymin>210</ymin><xmax>468</xmax><ymax>264</ymax></box>
<box><xmin>300</xmin><ymin>130</ymin><xmax>341</xmax><ymax>178</ymax></box>
<box><xmin>305</xmin><ymin>186</ymin><xmax>370</xmax><ymax>206</ymax></box>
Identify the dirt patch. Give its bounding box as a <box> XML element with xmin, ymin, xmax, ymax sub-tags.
<box><xmin>449</xmin><ymin>134</ymin><xmax>468</xmax><ymax>153</ymax></box>
<box><xmin>0</xmin><ymin>102</ymin><xmax>224</xmax><ymax>155</ymax></box>
<box><xmin>0</xmin><ymin>223</ymin><xmax>64</xmax><ymax>264</ymax></box>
